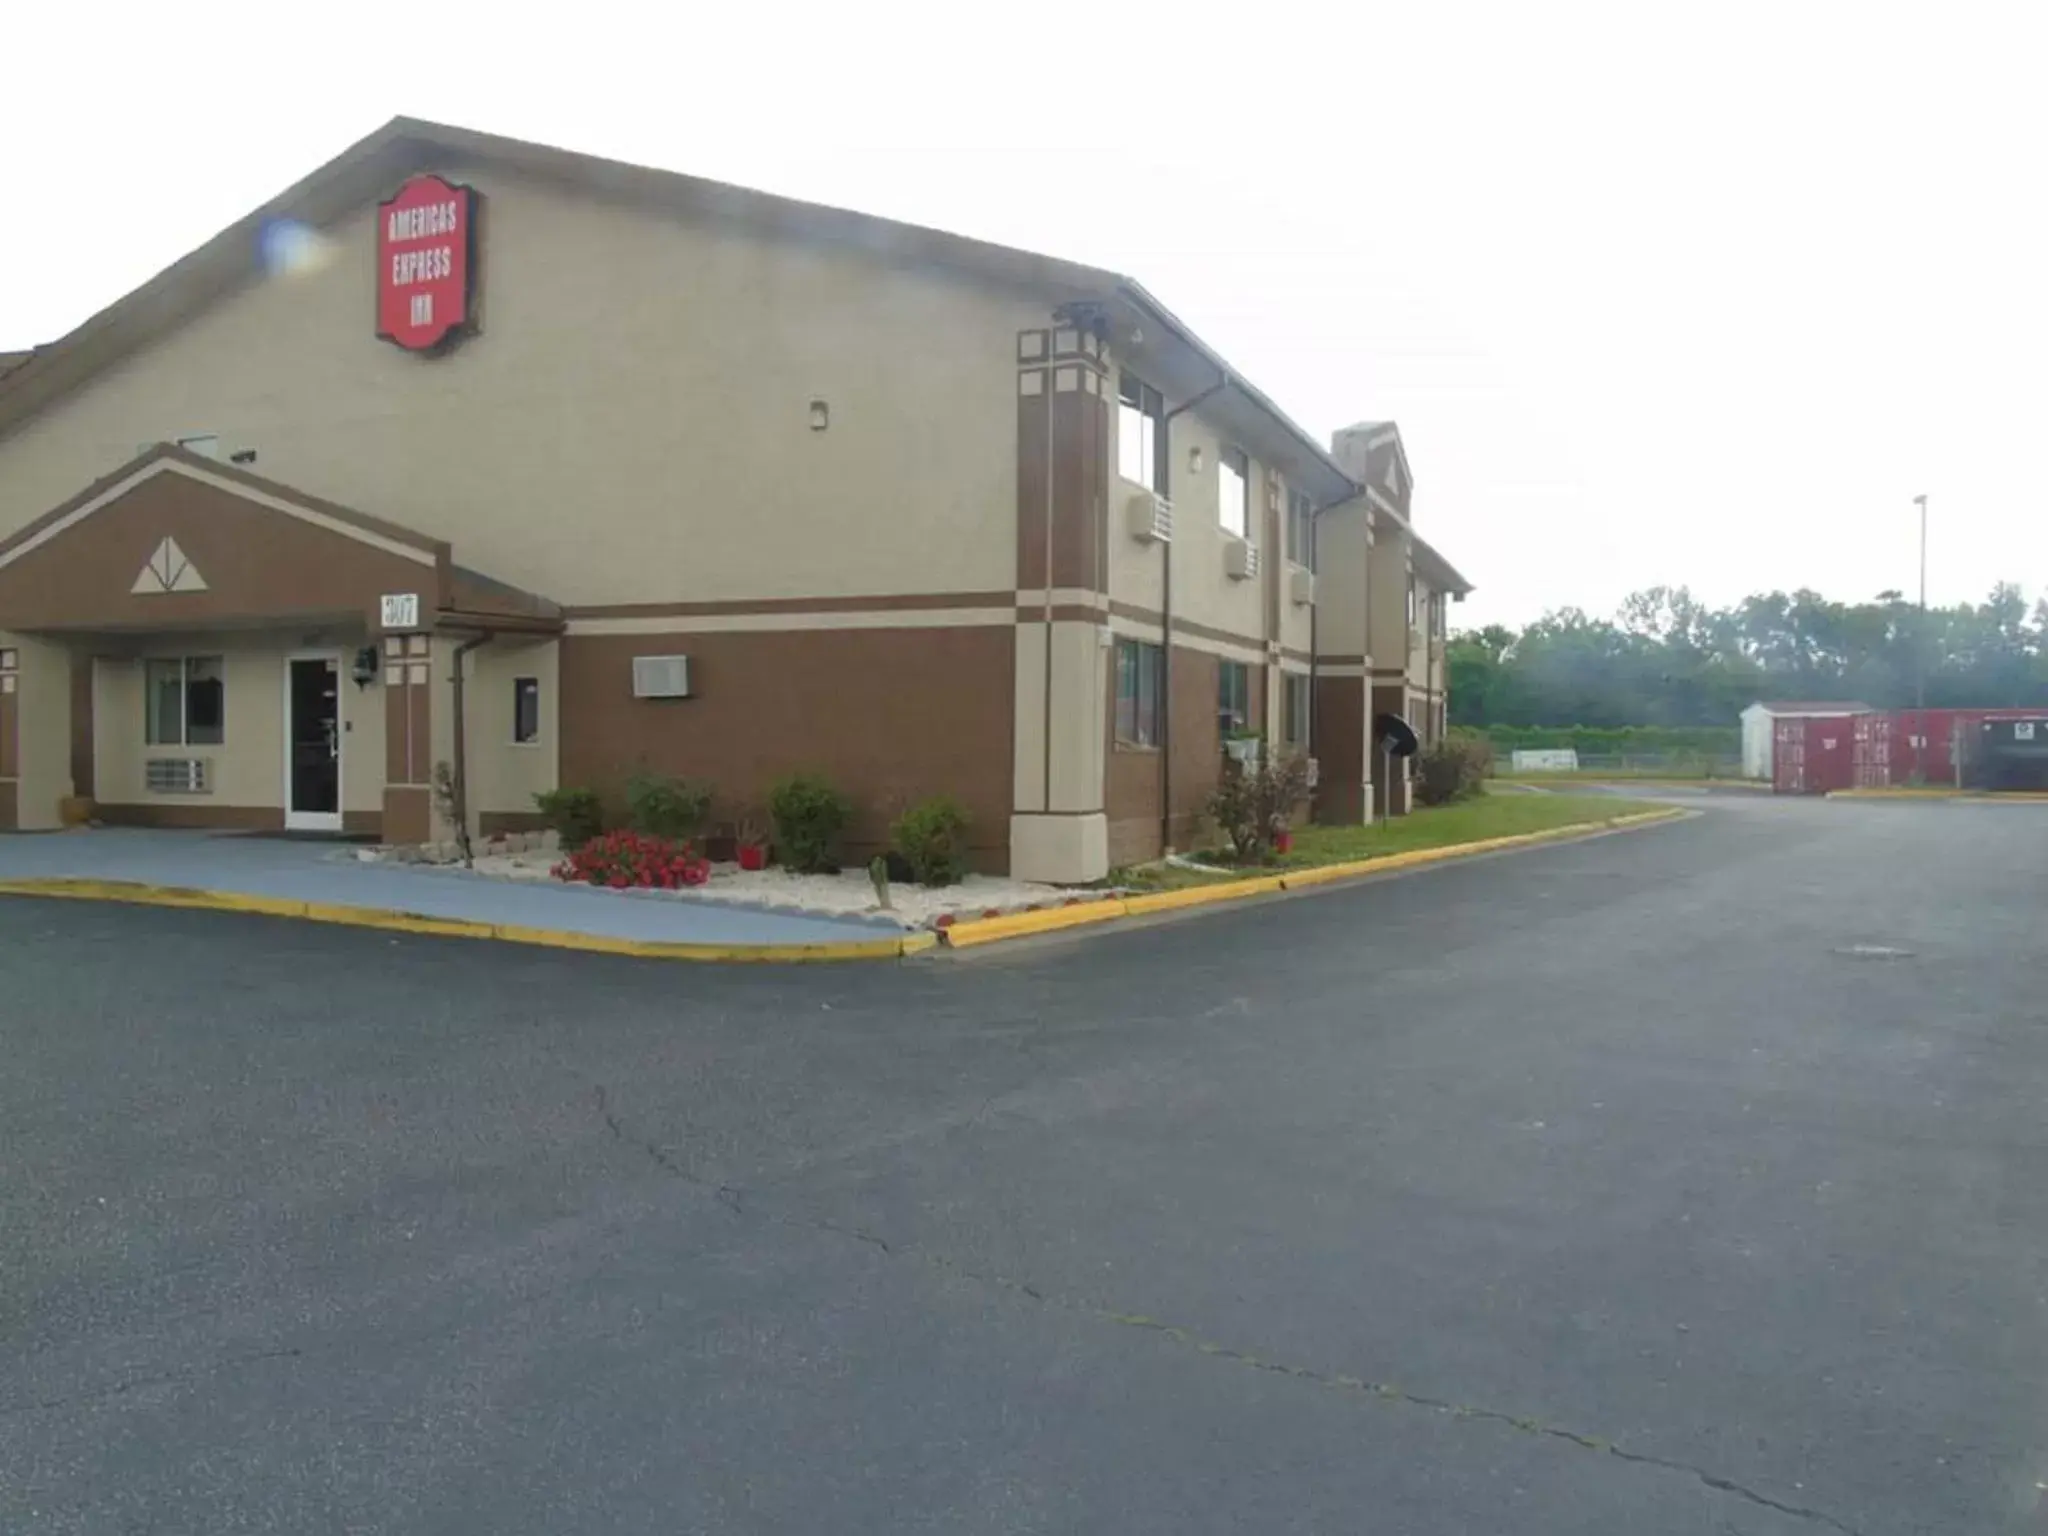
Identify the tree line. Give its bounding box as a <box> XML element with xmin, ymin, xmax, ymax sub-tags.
<box><xmin>1449</xmin><ymin>583</ymin><xmax>2048</xmax><ymax>730</ymax></box>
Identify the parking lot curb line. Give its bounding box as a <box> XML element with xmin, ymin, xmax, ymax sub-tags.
<box><xmin>1828</xmin><ymin>788</ymin><xmax>2048</xmax><ymax>802</ymax></box>
<box><xmin>938</xmin><ymin>807</ymin><xmax>1691</xmax><ymax>950</ymax></box>
<box><xmin>937</xmin><ymin>898</ymin><xmax>1133</xmax><ymax>949</ymax></box>
<box><xmin>0</xmin><ymin>879</ymin><xmax>925</xmax><ymax>962</ymax></box>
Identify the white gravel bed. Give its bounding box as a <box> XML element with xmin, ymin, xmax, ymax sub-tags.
<box><xmin>444</xmin><ymin>848</ymin><xmax>1109</xmax><ymax>930</ymax></box>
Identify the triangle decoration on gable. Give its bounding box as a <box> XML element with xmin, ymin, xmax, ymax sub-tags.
<box><xmin>130</xmin><ymin>536</ymin><xmax>208</xmax><ymax>595</ymax></box>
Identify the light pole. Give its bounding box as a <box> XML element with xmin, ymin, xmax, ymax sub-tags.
<box><xmin>1913</xmin><ymin>494</ymin><xmax>1929</xmax><ymax>711</ymax></box>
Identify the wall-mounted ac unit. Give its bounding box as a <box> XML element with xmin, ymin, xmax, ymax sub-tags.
<box><xmin>1125</xmin><ymin>491</ymin><xmax>1173</xmax><ymax>544</ymax></box>
<box><xmin>631</xmin><ymin>654</ymin><xmax>692</xmax><ymax>699</ymax></box>
<box><xmin>1223</xmin><ymin>539</ymin><xmax>1260</xmax><ymax>581</ymax></box>
<box><xmin>1289</xmin><ymin>566</ymin><xmax>1315</xmax><ymax>606</ymax></box>
<box><xmin>145</xmin><ymin>757</ymin><xmax>210</xmax><ymax>793</ymax></box>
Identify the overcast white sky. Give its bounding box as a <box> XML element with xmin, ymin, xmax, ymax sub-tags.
<box><xmin>6</xmin><ymin>3</ymin><xmax>2044</xmax><ymax>627</ymax></box>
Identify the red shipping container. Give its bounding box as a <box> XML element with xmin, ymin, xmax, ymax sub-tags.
<box><xmin>1775</xmin><ymin>716</ymin><xmax>1858</xmax><ymax>794</ymax></box>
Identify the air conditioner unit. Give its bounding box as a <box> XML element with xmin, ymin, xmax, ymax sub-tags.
<box><xmin>145</xmin><ymin>757</ymin><xmax>210</xmax><ymax>793</ymax></box>
<box><xmin>1223</xmin><ymin>539</ymin><xmax>1260</xmax><ymax>580</ymax></box>
<box><xmin>1125</xmin><ymin>491</ymin><xmax>1173</xmax><ymax>544</ymax></box>
<box><xmin>1289</xmin><ymin>566</ymin><xmax>1315</xmax><ymax>606</ymax></box>
<box><xmin>631</xmin><ymin>654</ymin><xmax>692</xmax><ymax>699</ymax></box>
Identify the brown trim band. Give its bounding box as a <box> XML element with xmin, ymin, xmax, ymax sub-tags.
<box><xmin>1023</xmin><ymin>605</ymin><xmax>1110</xmax><ymax>625</ymax></box>
<box><xmin>1319</xmin><ymin>653</ymin><xmax>1366</xmax><ymax>667</ymax></box>
<box><xmin>1108</xmin><ymin>599</ymin><xmax>1267</xmax><ymax>654</ymax></box>
<box><xmin>90</xmin><ymin>803</ymin><xmax>382</xmax><ymax>836</ymax></box>
<box><xmin>562</xmin><ymin>590</ymin><xmax>1017</xmax><ymax>620</ymax></box>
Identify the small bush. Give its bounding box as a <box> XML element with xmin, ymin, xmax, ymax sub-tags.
<box><xmin>553</xmin><ymin>829</ymin><xmax>709</xmax><ymax>889</ymax></box>
<box><xmin>893</xmin><ymin>795</ymin><xmax>972</xmax><ymax>886</ymax></box>
<box><xmin>1207</xmin><ymin>749</ymin><xmax>1314</xmax><ymax>861</ymax></box>
<box><xmin>625</xmin><ymin>772</ymin><xmax>714</xmax><ymax>840</ymax></box>
<box><xmin>768</xmin><ymin>772</ymin><xmax>852</xmax><ymax>873</ymax></box>
<box><xmin>1414</xmin><ymin>729</ymin><xmax>1495</xmax><ymax>806</ymax></box>
<box><xmin>533</xmin><ymin>786</ymin><xmax>604</xmax><ymax>850</ymax></box>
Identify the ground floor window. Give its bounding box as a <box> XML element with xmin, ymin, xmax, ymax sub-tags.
<box><xmin>1115</xmin><ymin>639</ymin><xmax>1163</xmax><ymax>747</ymax></box>
<box><xmin>1284</xmin><ymin>673</ymin><xmax>1311</xmax><ymax>750</ymax></box>
<box><xmin>145</xmin><ymin>656</ymin><xmax>224</xmax><ymax>746</ymax></box>
<box><xmin>513</xmin><ymin>676</ymin><xmax>541</xmax><ymax>744</ymax></box>
<box><xmin>1218</xmin><ymin>661</ymin><xmax>1251</xmax><ymax>739</ymax></box>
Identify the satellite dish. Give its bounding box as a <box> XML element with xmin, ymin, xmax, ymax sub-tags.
<box><xmin>1374</xmin><ymin>713</ymin><xmax>1420</xmax><ymax>759</ymax></box>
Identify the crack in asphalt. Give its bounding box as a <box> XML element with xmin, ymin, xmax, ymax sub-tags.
<box><xmin>0</xmin><ymin>1347</ymin><xmax>307</xmax><ymax>1419</ymax></box>
<box><xmin>595</xmin><ymin>1082</ymin><xmax>1861</xmax><ymax>1535</ymax></box>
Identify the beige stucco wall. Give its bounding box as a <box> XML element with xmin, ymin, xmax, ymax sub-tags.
<box><xmin>1309</xmin><ymin>503</ymin><xmax>1369</xmax><ymax>659</ymax></box>
<box><xmin>0</xmin><ymin>168</ymin><xmax>1056</xmax><ymax>608</ymax></box>
<box><xmin>1409</xmin><ymin>574</ymin><xmax>1435</xmax><ymax>684</ymax></box>
<box><xmin>1369</xmin><ymin>528</ymin><xmax>1413</xmax><ymax>671</ymax></box>
<box><xmin>1101</xmin><ymin>378</ymin><xmax>1272</xmax><ymax>647</ymax></box>
<box><xmin>7</xmin><ymin>633</ymin><xmax>73</xmax><ymax>828</ymax></box>
<box><xmin>90</xmin><ymin>632</ymin><xmax>382</xmax><ymax>813</ymax></box>
<box><xmin>463</xmin><ymin>636</ymin><xmax>559</xmax><ymax>818</ymax></box>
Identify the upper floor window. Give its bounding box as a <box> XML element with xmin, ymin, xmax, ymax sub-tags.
<box><xmin>1286</xmin><ymin>488</ymin><xmax>1315</xmax><ymax>570</ymax></box>
<box><xmin>1117</xmin><ymin>374</ymin><xmax>1166</xmax><ymax>493</ymax></box>
<box><xmin>1407</xmin><ymin>582</ymin><xmax>1419</xmax><ymax>632</ymax></box>
<box><xmin>1219</xmin><ymin>447</ymin><xmax>1249</xmax><ymax>540</ymax></box>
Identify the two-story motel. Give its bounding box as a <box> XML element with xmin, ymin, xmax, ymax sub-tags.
<box><xmin>0</xmin><ymin>119</ymin><xmax>1470</xmax><ymax>883</ymax></box>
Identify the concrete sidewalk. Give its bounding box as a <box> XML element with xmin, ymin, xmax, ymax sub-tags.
<box><xmin>0</xmin><ymin>829</ymin><xmax>914</xmax><ymax>957</ymax></box>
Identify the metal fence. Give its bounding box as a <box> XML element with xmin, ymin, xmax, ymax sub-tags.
<box><xmin>1501</xmin><ymin>753</ymin><xmax>1748</xmax><ymax>778</ymax></box>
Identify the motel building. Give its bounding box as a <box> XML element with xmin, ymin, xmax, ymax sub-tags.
<box><xmin>0</xmin><ymin>119</ymin><xmax>1470</xmax><ymax>883</ymax></box>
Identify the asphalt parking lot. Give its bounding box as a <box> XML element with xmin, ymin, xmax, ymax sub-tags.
<box><xmin>5</xmin><ymin>794</ymin><xmax>2045</xmax><ymax>1533</ymax></box>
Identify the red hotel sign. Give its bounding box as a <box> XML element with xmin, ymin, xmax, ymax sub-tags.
<box><xmin>376</xmin><ymin>174</ymin><xmax>479</xmax><ymax>352</ymax></box>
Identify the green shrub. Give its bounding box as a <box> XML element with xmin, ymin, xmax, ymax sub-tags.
<box><xmin>624</xmin><ymin>772</ymin><xmax>714</xmax><ymax>840</ymax></box>
<box><xmin>1206</xmin><ymin>749</ymin><xmax>1314</xmax><ymax>862</ymax></box>
<box><xmin>533</xmin><ymin>786</ymin><xmax>605</xmax><ymax>850</ymax></box>
<box><xmin>892</xmin><ymin>795</ymin><xmax>972</xmax><ymax>886</ymax></box>
<box><xmin>768</xmin><ymin>772</ymin><xmax>852</xmax><ymax>873</ymax></box>
<box><xmin>1414</xmin><ymin>729</ymin><xmax>1494</xmax><ymax>806</ymax></box>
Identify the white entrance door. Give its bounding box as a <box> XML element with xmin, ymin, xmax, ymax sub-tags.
<box><xmin>283</xmin><ymin>653</ymin><xmax>344</xmax><ymax>832</ymax></box>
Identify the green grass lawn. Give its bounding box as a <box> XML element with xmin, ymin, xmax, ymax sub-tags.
<box><xmin>1491</xmin><ymin>769</ymin><xmax>1758</xmax><ymax>785</ymax></box>
<box><xmin>1113</xmin><ymin>792</ymin><xmax>1660</xmax><ymax>891</ymax></box>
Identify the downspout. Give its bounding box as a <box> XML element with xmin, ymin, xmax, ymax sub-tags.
<box><xmin>1159</xmin><ymin>374</ymin><xmax>1230</xmax><ymax>855</ymax></box>
<box><xmin>448</xmin><ymin>632</ymin><xmax>491</xmax><ymax>865</ymax></box>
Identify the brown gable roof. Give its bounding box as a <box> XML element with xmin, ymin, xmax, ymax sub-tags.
<box><xmin>0</xmin><ymin>118</ymin><xmax>1375</xmax><ymax>510</ymax></box>
<box><xmin>0</xmin><ymin>440</ymin><xmax>447</xmax><ymax>567</ymax></box>
<box><xmin>0</xmin><ymin>118</ymin><xmax>1115</xmax><ymax>445</ymax></box>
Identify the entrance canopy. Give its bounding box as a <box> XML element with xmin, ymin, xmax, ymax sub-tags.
<box><xmin>0</xmin><ymin>442</ymin><xmax>558</xmax><ymax>636</ymax></box>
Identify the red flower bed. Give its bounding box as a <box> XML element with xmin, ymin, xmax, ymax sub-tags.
<box><xmin>552</xmin><ymin>829</ymin><xmax>711</xmax><ymax>890</ymax></box>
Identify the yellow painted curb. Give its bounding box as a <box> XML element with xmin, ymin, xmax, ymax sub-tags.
<box><xmin>1826</xmin><ymin>787</ymin><xmax>1962</xmax><ymax>799</ymax></box>
<box><xmin>939</xmin><ymin>807</ymin><xmax>1691</xmax><ymax>951</ymax></box>
<box><xmin>0</xmin><ymin>878</ymin><xmax>926</xmax><ymax>962</ymax></box>
<box><xmin>938</xmin><ymin>898</ymin><xmax>1131</xmax><ymax>949</ymax></box>
<box><xmin>1122</xmin><ymin>875</ymin><xmax>1286</xmax><ymax>916</ymax></box>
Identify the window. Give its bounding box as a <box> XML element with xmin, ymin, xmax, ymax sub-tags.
<box><xmin>513</xmin><ymin>677</ymin><xmax>541</xmax><ymax>744</ymax></box>
<box><xmin>1114</xmin><ymin>638</ymin><xmax>1163</xmax><ymax>747</ymax></box>
<box><xmin>1286</xmin><ymin>488</ymin><xmax>1315</xmax><ymax>570</ymax></box>
<box><xmin>1117</xmin><ymin>373</ymin><xmax>1166</xmax><ymax>493</ymax></box>
<box><xmin>1218</xmin><ymin>661</ymin><xmax>1250</xmax><ymax>738</ymax></box>
<box><xmin>1218</xmin><ymin>447</ymin><xmax>1249</xmax><ymax>539</ymax></box>
<box><xmin>1407</xmin><ymin>582</ymin><xmax>1419</xmax><ymax>632</ymax></box>
<box><xmin>1284</xmin><ymin>673</ymin><xmax>1311</xmax><ymax>749</ymax></box>
<box><xmin>144</xmin><ymin>656</ymin><xmax>224</xmax><ymax>746</ymax></box>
